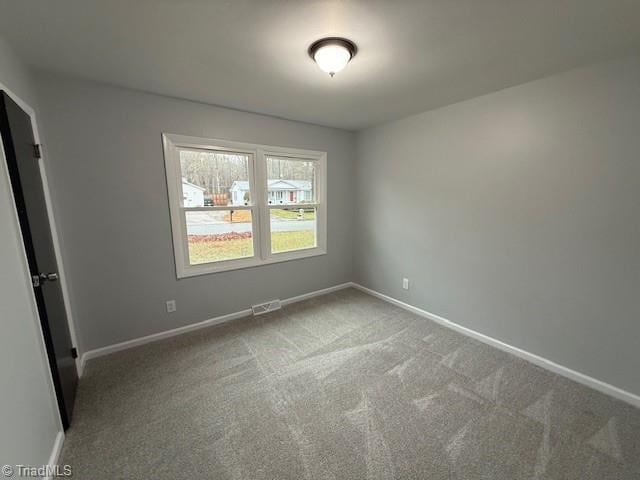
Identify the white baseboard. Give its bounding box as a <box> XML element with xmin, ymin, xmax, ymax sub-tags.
<box><xmin>352</xmin><ymin>283</ymin><xmax>640</xmax><ymax>409</ymax></box>
<box><xmin>79</xmin><ymin>308</ymin><xmax>251</xmax><ymax>375</ymax></box>
<box><xmin>44</xmin><ymin>431</ymin><xmax>65</xmax><ymax>480</ymax></box>
<box><xmin>281</xmin><ymin>282</ymin><xmax>353</xmax><ymax>306</ymax></box>
<box><xmin>79</xmin><ymin>282</ymin><xmax>353</xmax><ymax>373</ymax></box>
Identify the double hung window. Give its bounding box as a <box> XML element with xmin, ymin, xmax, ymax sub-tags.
<box><xmin>163</xmin><ymin>134</ymin><xmax>326</xmax><ymax>277</ymax></box>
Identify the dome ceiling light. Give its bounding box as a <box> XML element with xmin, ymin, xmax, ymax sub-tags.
<box><xmin>308</xmin><ymin>37</ymin><xmax>357</xmax><ymax>77</ymax></box>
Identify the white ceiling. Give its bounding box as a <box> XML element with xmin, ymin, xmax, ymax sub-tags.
<box><xmin>1</xmin><ymin>0</ymin><xmax>640</xmax><ymax>130</ymax></box>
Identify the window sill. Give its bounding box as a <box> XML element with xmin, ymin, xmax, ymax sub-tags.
<box><xmin>176</xmin><ymin>247</ymin><xmax>327</xmax><ymax>279</ymax></box>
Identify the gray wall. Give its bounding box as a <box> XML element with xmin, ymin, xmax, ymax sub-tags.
<box><xmin>0</xmin><ymin>37</ymin><xmax>62</xmax><ymax>468</ymax></box>
<box><xmin>355</xmin><ymin>56</ymin><xmax>640</xmax><ymax>397</ymax></box>
<box><xmin>34</xmin><ymin>74</ymin><xmax>356</xmax><ymax>352</ymax></box>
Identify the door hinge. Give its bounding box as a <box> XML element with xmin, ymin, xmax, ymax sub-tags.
<box><xmin>71</xmin><ymin>347</ymin><xmax>78</xmax><ymax>359</ymax></box>
<box><xmin>33</xmin><ymin>144</ymin><xmax>41</xmax><ymax>159</ymax></box>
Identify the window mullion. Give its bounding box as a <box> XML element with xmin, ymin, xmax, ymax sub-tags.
<box><xmin>242</xmin><ymin>152</ymin><xmax>257</xmax><ymax>262</ymax></box>
<box><xmin>254</xmin><ymin>148</ymin><xmax>270</xmax><ymax>260</ymax></box>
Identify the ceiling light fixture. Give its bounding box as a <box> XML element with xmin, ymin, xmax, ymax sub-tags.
<box><xmin>308</xmin><ymin>37</ymin><xmax>357</xmax><ymax>77</ymax></box>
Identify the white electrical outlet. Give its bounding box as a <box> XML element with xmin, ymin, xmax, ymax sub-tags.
<box><xmin>402</xmin><ymin>278</ymin><xmax>410</xmax><ymax>290</ymax></box>
<box><xmin>166</xmin><ymin>300</ymin><xmax>177</xmax><ymax>313</ymax></box>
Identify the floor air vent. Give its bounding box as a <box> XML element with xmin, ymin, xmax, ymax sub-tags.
<box><xmin>252</xmin><ymin>299</ymin><xmax>282</xmax><ymax>316</ymax></box>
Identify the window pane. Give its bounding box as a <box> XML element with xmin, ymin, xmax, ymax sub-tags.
<box><xmin>179</xmin><ymin>149</ymin><xmax>250</xmax><ymax>207</ymax></box>
<box><xmin>270</xmin><ymin>208</ymin><xmax>316</xmax><ymax>253</ymax></box>
<box><xmin>266</xmin><ymin>156</ymin><xmax>315</xmax><ymax>205</ymax></box>
<box><xmin>186</xmin><ymin>210</ymin><xmax>253</xmax><ymax>264</ymax></box>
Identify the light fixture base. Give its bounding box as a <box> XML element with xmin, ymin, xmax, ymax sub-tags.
<box><xmin>308</xmin><ymin>37</ymin><xmax>358</xmax><ymax>61</ymax></box>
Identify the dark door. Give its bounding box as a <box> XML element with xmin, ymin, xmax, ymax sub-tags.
<box><xmin>0</xmin><ymin>91</ymin><xmax>77</xmax><ymax>429</ymax></box>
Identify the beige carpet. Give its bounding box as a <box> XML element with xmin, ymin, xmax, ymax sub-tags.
<box><xmin>60</xmin><ymin>288</ymin><xmax>640</xmax><ymax>479</ymax></box>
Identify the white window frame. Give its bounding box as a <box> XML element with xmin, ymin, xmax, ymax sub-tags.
<box><xmin>162</xmin><ymin>133</ymin><xmax>327</xmax><ymax>278</ymax></box>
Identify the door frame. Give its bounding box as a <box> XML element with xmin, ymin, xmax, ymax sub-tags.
<box><xmin>0</xmin><ymin>82</ymin><xmax>81</xmax><ymax>408</ymax></box>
